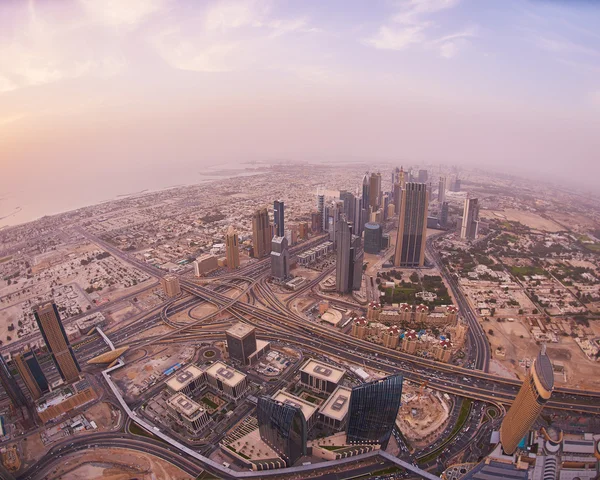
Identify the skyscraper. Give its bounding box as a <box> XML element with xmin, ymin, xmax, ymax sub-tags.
<box><xmin>257</xmin><ymin>396</ymin><xmax>307</xmax><ymax>466</ymax></box>
<box><xmin>346</xmin><ymin>374</ymin><xmax>403</xmax><ymax>449</ymax></box>
<box><xmin>34</xmin><ymin>302</ymin><xmax>81</xmax><ymax>383</ymax></box>
<box><xmin>393</xmin><ymin>183</ymin><xmax>402</xmax><ymax>217</ymax></box>
<box><xmin>274</xmin><ymin>200</ymin><xmax>285</xmax><ymax>238</ymax></box>
<box><xmin>364</xmin><ymin>223</ymin><xmax>382</xmax><ymax>254</ymax></box>
<box><xmin>398</xmin><ymin>166</ymin><xmax>406</xmax><ymax>188</ymax></box>
<box><xmin>438</xmin><ymin>176</ymin><xmax>446</xmax><ymax>203</ymax></box>
<box><xmin>460</xmin><ymin>197</ymin><xmax>479</xmax><ymax>240</ymax></box>
<box><xmin>368</xmin><ymin>173</ymin><xmax>382</xmax><ymax>210</ymax></box>
<box><xmin>339</xmin><ymin>191</ymin><xmax>356</xmax><ymax>228</ymax></box>
<box><xmin>271</xmin><ymin>236</ymin><xmax>290</xmax><ymax>280</ymax></box>
<box><xmin>335</xmin><ymin>217</ymin><xmax>363</xmax><ymax>293</ymax></box>
<box><xmin>394</xmin><ymin>183</ymin><xmax>429</xmax><ymax>267</ymax></box>
<box><xmin>439</xmin><ymin>201</ymin><xmax>449</xmax><ymax>228</ymax></box>
<box><xmin>500</xmin><ymin>347</ymin><xmax>554</xmax><ymax>455</ymax></box>
<box><xmin>0</xmin><ymin>353</ymin><xmax>28</xmax><ymax>409</ymax></box>
<box><xmin>225</xmin><ymin>322</ymin><xmax>257</xmax><ymax>365</ymax></box>
<box><xmin>252</xmin><ymin>208</ymin><xmax>271</xmax><ymax>258</ymax></box>
<box><xmin>317</xmin><ymin>194</ymin><xmax>326</xmax><ymax>232</ymax></box>
<box><xmin>14</xmin><ymin>350</ymin><xmax>49</xmax><ymax>400</ymax></box>
<box><xmin>225</xmin><ymin>226</ymin><xmax>240</xmax><ymax>269</ymax></box>
<box><xmin>353</xmin><ymin>195</ymin><xmax>363</xmax><ymax>236</ymax></box>
<box><xmin>418</xmin><ymin>169</ymin><xmax>428</xmax><ymax>183</ymax></box>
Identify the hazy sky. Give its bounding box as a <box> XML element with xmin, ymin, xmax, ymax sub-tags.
<box><xmin>1</xmin><ymin>0</ymin><xmax>600</xmax><ymax>194</ymax></box>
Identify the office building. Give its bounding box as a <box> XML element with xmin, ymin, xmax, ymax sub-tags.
<box><xmin>225</xmin><ymin>226</ymin><xmax>240</xmax><ymax>269</ymax></box>
<box><xmin>34</xmin><ymin>303</ymin><xmax>81</xmax><ymax>383</ymax></box>
<box><xmin>346</xmin><ymin>374</ymin><xmax>404</xmax><ymax>449</ymax></box>
<box><xmin>418</xmin><ymin>169</ymin><xmax>428</xmax><ymax>183</ymax></box>
<box><xmin>204</xmin><ymin>361</ymin><xmax>249</xmax><ymax>400</ymax></box>
<box><xmin>438</xmin><ymin>176</ymin><xmax>446</xmax><ymax>203</ymax></box>
<box><xmin>394</xmin><ymin>183</ymin><xmax>429</xmax><ymax>267</ymax></box>
<box><xmin>272</xmin><ymin>390</ymin><xmax>318</xmax><ymax>431</ymax></box>
<box><xmin>252</xmin><ymin>208</ymin><xmax>272</xmax><ymax>258</ymax></box>
<box><xmin>311</xmin><ymin>212</ymin><xmax>322</xmax><ymax>233</ymax></box>
<box><xmin>14</xmin><ymin>350</ymin><xmax>49</xmax><ymax>401</ymax></box>
<box><xmin>398</xmin><ymin>166</ymin><xmax>406</xmax><ymax>188</ymax></box>
<box><xmin>193</xmin><ymin>254</ymin><xmax>218</xmax><ymax>277</ymax></box>
<box><xmin>439</xmin><ymin>201</ymin><xmax>449</xmax><ymax>228</ymax></box>
<box><xmin>300</xmin><ymin>359</ymin><xmax>345</xmax><ymax>393</ymax></box>
<box><xmin>0</xmin><ymin>354</ymin><xmax>28</xmax><ymax>409</ymax></box>
<box><xmin>319</xmin><ymin>385</ymin><xmax>352</xmax><ymax>430</ymax></box>
<box><xmin>368</xmin><ymin>173</ymin><xmax>382</xmax><ymax>210</ymax></box>
<box><xmin>257</xmin><ymin>396</ymin><xmax>307</xmax><ymax>467</ymax></box>
<box><xmin>271</xmin><ymin>236</ymin><xmax>290</xmax><ymax>280</ymax></box>
<box><xmin>298</xmin><ymin>222</ymin><xmax>309</xmax><ymax>239</ymax></box>
<box><xmin>317</xmin><ymin>194</ymin><xmax>327</xmax><ymax>232</ymax></box>
<box><xmin>460</xmin><ymin>197</ymin><xmax>479</xmax><ymax>240</ymax></box>
<box><xmin>339</xmin><ymin>190</ymin><xmax>356</xmax><ymax>228</ymax></box>
<box><xmin>161</xmin><ymin>275</ymin><xmax>181</xmax><ymax>298</ymax></box>
<box><xmin>335</xmin><ymin>217</ymin><xmax>363</xmax><ymax>293</ymax></box>
<box><xmin>225</xmin><ymin>323</ymin><xmax>257</xmax><ymax>365</ymax></box>
<box><xmin>274</xmin><ymin>200</ymin><xmax>285</xmax><ymax>237</ymax></box>
<box><xmin>166</xmin><ymin>393</ymin><xmax>211</xmax><ymax>434</ymax></box>
<box><xmin>364</xmin><ymin>222</ymin><xmax>382</xmax><ymax>254</ymax></box>
<box><xmin>353</xmin><ymin>196</ymin><xmax>363</xmax><ymax>236</ymax></box>
<box><xmin>500</xmin><ymin>346</ymin><xmax>554</xmax><ymax>455</ymax></box>
<box><xmin>393</xmin><ymin>183</ymin><xmax>402</xmax><ymax>217</ymax></box>
<box><xmin>165</xmin><ymin>364</ymin><xmax>205</xmax><ymax>396</ymax></box>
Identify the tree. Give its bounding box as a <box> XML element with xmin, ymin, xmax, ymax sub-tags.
<box><xmin>410</xmin><ymin>272</ymin><xmax>419</xmax><ymax>283</ymax></box>
<box><xmin>488</xmin><ymin>329</ymin><xmax>494</xmax><ymax>336</ymax></box>
<box><xmin>518</xmin><ymin>309</ymin><xmax>524</xmax><ymax>315</ymax></box>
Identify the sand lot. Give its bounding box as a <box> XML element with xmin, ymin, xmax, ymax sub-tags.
<box><xmin>481</xmin><ymin>209</ymin><xmax>564</xmax><ymax>232</ymax></box>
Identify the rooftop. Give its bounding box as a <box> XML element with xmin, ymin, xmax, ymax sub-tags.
<box><xmin>167</xmin><ymin>392</ymin><xmax>205</xmax><ymax>419</ymax></box>
<box><xmin>272</xmin><ymin>390</ymin><xmax>318</xmax><ymax>422</ymax></box>
<box><xmin>300</xmin><ymin>359</ymin><xmax>345</xmax><ymax>384</ymax></box>
<box><xmin>534</xmin><ymin>348</ymin><xmax>555</xmax><ymax>393</ymax></box>
<box><xmin>165</xmin><ymin>364</ymin><xmax>205</xmax><ymax>392</ymax></box>
<box><xmin>226</xmin><ymin>322</ymin><xmax>255</xmax><ymax>340</ymax></box>
<box><xmin>319</xmin><ymin>386</ymin><xmax>352</xmax><ymax>422</ymax></box>
<box><xmin>205</xmin><ymin>361</ymin><xmax>246</xmax><ymax>387</ymax></box>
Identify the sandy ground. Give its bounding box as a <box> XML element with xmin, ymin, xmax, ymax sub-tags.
<box><xmin>481</xmin><ymin>209</ymin><xmax>564</xmax><ymax>232</ymax></box>
<box><xmin>50</xmin><ymin>448</ymin><xmax>193</xmax><ymax>480</ymax></box>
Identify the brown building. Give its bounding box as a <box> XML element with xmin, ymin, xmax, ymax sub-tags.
<box><xmin>401</xmin><ymin>330</ymin><xmax>418</xmax><ymax>354</ymax></box>
<box><xmin>161</xmin><ymin>275</ymin><xmax>181</xmax><ymax>298</ymax></box>
<box><xmin>298</xmin><ymin>222</ymin><xmax>309</xmax><ymax>240</ymax></box>
<box><xmin>381</xmin><ymin>325</ymin><xmax>400</xmax><ymax>349</ymax></box>
<box><xmin>351</xmin><ymin>317</ymin><xmax>369</xmax><ymax>340</ymax></box>
<box><xmin>311</xmin><ymin>212</ymin><xmax>322</xmax><ymax>233</ymax></box>
<box><xmin>394</xmin><ymin>182</ymin><xmax>429</xmax><ymax>267</ymax></box>
<box><xmin>225</xmin><ymin>226</ymin><xmax>240</xmax><ymax>269</ymax></box>
<box><xmin>14</xmin><ymin>350</ymin><xmax>48</xmax><ymax>400</ymax></box>
<box><xmin>367</xmin><ymin>302</ymin><xmax>381</xmax><ymax>321</ymax></box>
<box><xmin>34</xmin><ymin>303</ymin><xmax>81</xmax><ymax>383</ymax></box>
<box><xmin>500</xmin><ymin>347</ymin><xmax>554</xmax><ymax>455</ymax></box>
<box><xmin>252</xmin><ymin>208</ymin><xmax>271</xmax><ymax>258</ymax></box>
<box><xmin>37</xmin><ymin>379</ymin><xmax>97</xmax><ymax>423</ymax></box>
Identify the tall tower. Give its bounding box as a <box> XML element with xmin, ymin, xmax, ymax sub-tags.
<box><xmin>398</xmin><ymin>166</ymin><xmax>406</xmax><ymax>188</ymax></box>
<box><xmin>394</xmin><ymin>183</ymin><xmax>429</xmax><ymax>267</ymax></box>
<box><xmin>368</xmin><ymin>173</ymin><xmax>381</xmax><ymax>210</ymax></box>
<box><xmin>14</xmin><ymin>350</ymin><xmax>49</xmax><ymax>400</ymax></box>
<box><xmin>0</xmin><ymin>353</ymin><xmax>28</xmax><ymax>409</ymax></box>
<box><xmin>335</xmin><ymin>217</ymin><xmax>363</xmax><ymax>293</ymax></box>
<box><xmin>418</xmin><ymin>169</ymin><xmax>428</xmax><ymax>183</ymax></box>
<box><xmin>460</xmin><ymin>197</ymin><xmax>479</xmax><ymax>240</ymax></box>
<box><xmin>346</xmin><ymin>374</ymin><xmax>403</xmax><ymax>449</ymax></box>
<box><xmin>438</xmin><ymin>176</ymin><xmax>446</xmax><ymax>204</ymax></box>
<box><xmin>274</xmin><ymin>200</ymin><xmax>285</xmax><ymax>238</ymax></box>
<box><xmin>225</xmin><ymin>226</ymin><xmax>240</xmax><ymax>269</ymax></box>
<box><xmin>252</xmin><ymin>208</ymin><xmax>271</xmax><ymax>258</ymax></box>
<box><xmin>500</xmin><ymin>347</ymin><xmax>554</xmax><ymax>455</ymax></box>
<box><xmin>34</xmin><ymin>302</ymin><xmax>81</xmax><ymax>383</ymax></box>
<box><xmin>271</xmin><ymin>236</ymin><xmax>290</xmax><ymax>280</ymax></box>
<box><xmin>225</xmin><ymin>323</ymin><xmax>257</xmax><ymax>365</ymax></box>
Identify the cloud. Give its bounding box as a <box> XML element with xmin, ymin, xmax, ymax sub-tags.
<box><xmin>363</xmin><ymin>0</ymin><xmax>475</xmax><ymax>57</ymax></box>
<box><xmin>533</xmin><ymin>34</ymin><xmax>599</xmax><ymax>56</ymax></box>
<box><xmin>79</xmin><ymin>0</ymin><xmax>168</xmax><ymax>28</ymax></box>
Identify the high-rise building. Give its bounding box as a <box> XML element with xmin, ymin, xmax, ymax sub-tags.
<box><xmin>438</xmin><ymin>176</ymin><xmax>446</xmax><ymax>204</ymax></box>
<box><xmin>0</xmin><ymin>353</ymin><xmax>28</xmax><ymax>408</ymax></box>
<box><xmin>335</xmin><ymin>217</ymin><xmax>363</xmax><ymax>293</ymax></box>
<box><xmin>271</xmin><ymin>236</ymin><xmax>290</xmax><ymax>280</ymax></box>
<box><xmin>394</xmin><ymin>183</ymin><xmax>429</xmax><ymax>267</ymax></box>
<box><xmin>34</xmin><ymin>302</ymin><xmax>81</xmax><ymax>383</ymax></box>
<box><xmin>439</xmin><ymin>201</ymin><xmax>449</xmax><ymax>228</ymax></box>
<box><xmin>225</xmin><ymin>226</ymin><xmax>240</xmax><ymax>269</ymax></box>
<box><xmin>311</xmin><ymin>212</ymin><xmax>322</xmax><ymax>233</ymax></box>
<box><xmin>225</xmin><ymin>323</ymin><xmax>257</xmax><ymax>365</ymax></box>
<box><xmin>460</xmin><ymin>197</ymin><xmax>479</xmax><ymax>240</ymax></box>
<box><xmin>393</xmin><ymin>183</ymin><xmax>402</xmax><ymax>217</ymax></box>
<box><xmin>14</xmin><ymin>350</ymin><xmax>49</xmax><ymax>400</ymax></box>
<box><xmin>161</xmin><ymin>275</ymin><xmax>181</xmax><ymax>297</ymax></box>
<box><xmin>252</xmin><ymin>208</ymin><xmax>271</xmax><ymax>258</ymax></box>
<box><xmin>368</xmin><ymin>173</ymin><xmax>382</xmax><ymax>210</ymax></box>
<box><xmin>274</xmin><ymin>200</ymin><xmax>285</xmax><ymax>238</ymax></box>
<box><xmin>500</xmin><ymin>347</ymin><xmax>554</xmax><ymax>455</ymax></box>
<box><xmin>418</xmin><ymin>169</ymin><xmax>428</xmax><ymax>183</ymax></box>
<box><xmin>317</xmin><ymin>194</ymin><xmax>326</xmax><ymax>232</ymax></box>
<box><xmin>257</xmin><ymin>396</ymin><xmax>307</xmax><ymax>467</ymax></box>
<box><xmin>353</xmin><ymin>195</ymin><xmax>363</xmax><ymax>236</ymax></box>
<box><xmin>364</xmin><ymin>223</ymin><xmax>382</xmax><ymax>254</ymax></box>
<box><xmin>339</xmin><ymin>191</ymin><xmax>356</xmax><ymax>228</ymax></box>
<box><xmin>398</xmin><ymin>166</ymin><xmax>406</xmax><ymax>188</ymax></box>
<box><xmin>328</xmin><ymin>201</ymin><xmax>343</xmax><ymax>247</ymax></box>
<box><xmin>346</xmin><ymin>374</ymin><xmax>404</xmax><ymax>448</ymax></box>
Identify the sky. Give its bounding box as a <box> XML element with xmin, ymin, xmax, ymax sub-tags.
<box><xmin>1</xmin><ymin>0</ymin><xmax>600</xmax><ymax>209</ymax></box>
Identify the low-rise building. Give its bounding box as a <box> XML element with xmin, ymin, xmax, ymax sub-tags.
<box><xmin>205</xmin><ymin>361</ymin><xmax>249</xmax><ymax>401</ymax></box>
<box><xmin>272</xmin><ymin>390</ymin><xmax>318</xmax><ymax>431</ymax></box>
<box><xmin>165</xmin><ymin>364</ymin><xmax>206</xmax><ymax>396</ymax></box>
<box><xmin>300</xmin><ymin>359</ymin><xmax>345</xmax><ymax>394</ymax></box>
<box><xmin>319</xmin><ymin>385</ymin><xmax>352</xmax><ymax>430</ymax></box>
<box><xmin>193</xmin><ymin>254</ymin><xmax>219</xmax><ymax>277</ymax></box>
<box><xmin>166</xmin><ymin>393</ymin><xmax>211</xmax><ymax>434</ymax></box>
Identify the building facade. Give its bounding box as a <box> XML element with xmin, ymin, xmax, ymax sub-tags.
<box><xmin>271</xmin><ymin>236</ymin><xmax>290</xmax><ymax>280</ymax></box>
<box><xmin>14</xmin><ymin>350</ymin><xmax>49</xmax><ymax>400</ymax></box>
<box><xmin>252</xmin><ymin>208</ymin><xmax>272</xmax><ymax>258</ymax></box>
<box><xmin>500</xmin><ymin>347</ymin><xmax>554</xmax><ymax>455</ymax></box>
<box><xmin>225</xmin><ymin>226</ymin><xmax>240</xmax><ymax>269</ymax></box>
<box><xmin>274</xmin><ymin>200</ymin><xmax>285</xmax><ymax>238</ymax></box>
<box><xmin>346</xmin><ymin>374</ymin><xmax>404</xmax><ymax>449</ymax></box>
<box><xmin>460</xmin><ymin>197</ymin><xmax>479</xmax><ymax>240</ymax></box>
<box><xmin>257</xmin><ymin>396</ymin><xmax>307</xmax><ymax>467</ymax></box>
<box><xmin>394</xmin><ymin>183</ymin><xmax>429</xmax><ymax>267</ymax></box>
<box><xmin>335</xmin><ymin>217</ymin><xmax>363</xmax><ymax>293</ymax></box>
<box><xmin>364</xmin><ymin>222</ymin><xmax>382</xmax><ymax>254</ymax></box>
<box><xmin>34</xmin><ymin>302</ymin><xmax>81</xmax><ymax>383</ymax></box>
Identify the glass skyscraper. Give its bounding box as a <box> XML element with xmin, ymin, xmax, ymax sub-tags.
<box><xmin>257</xmin><ymin>396</ymin><xmax>307</xmax><ymax>466</ymax></box>
<box><xmin>346</xmin><ymin>374</ymin><xmax>404</xmax><ymax>449</ymax></box>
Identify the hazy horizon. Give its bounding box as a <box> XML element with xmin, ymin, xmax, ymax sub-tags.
<box><xmin>2</xmin><ymin>0</ymin><xmax>600</xmax><ymax>225</ymax></box>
